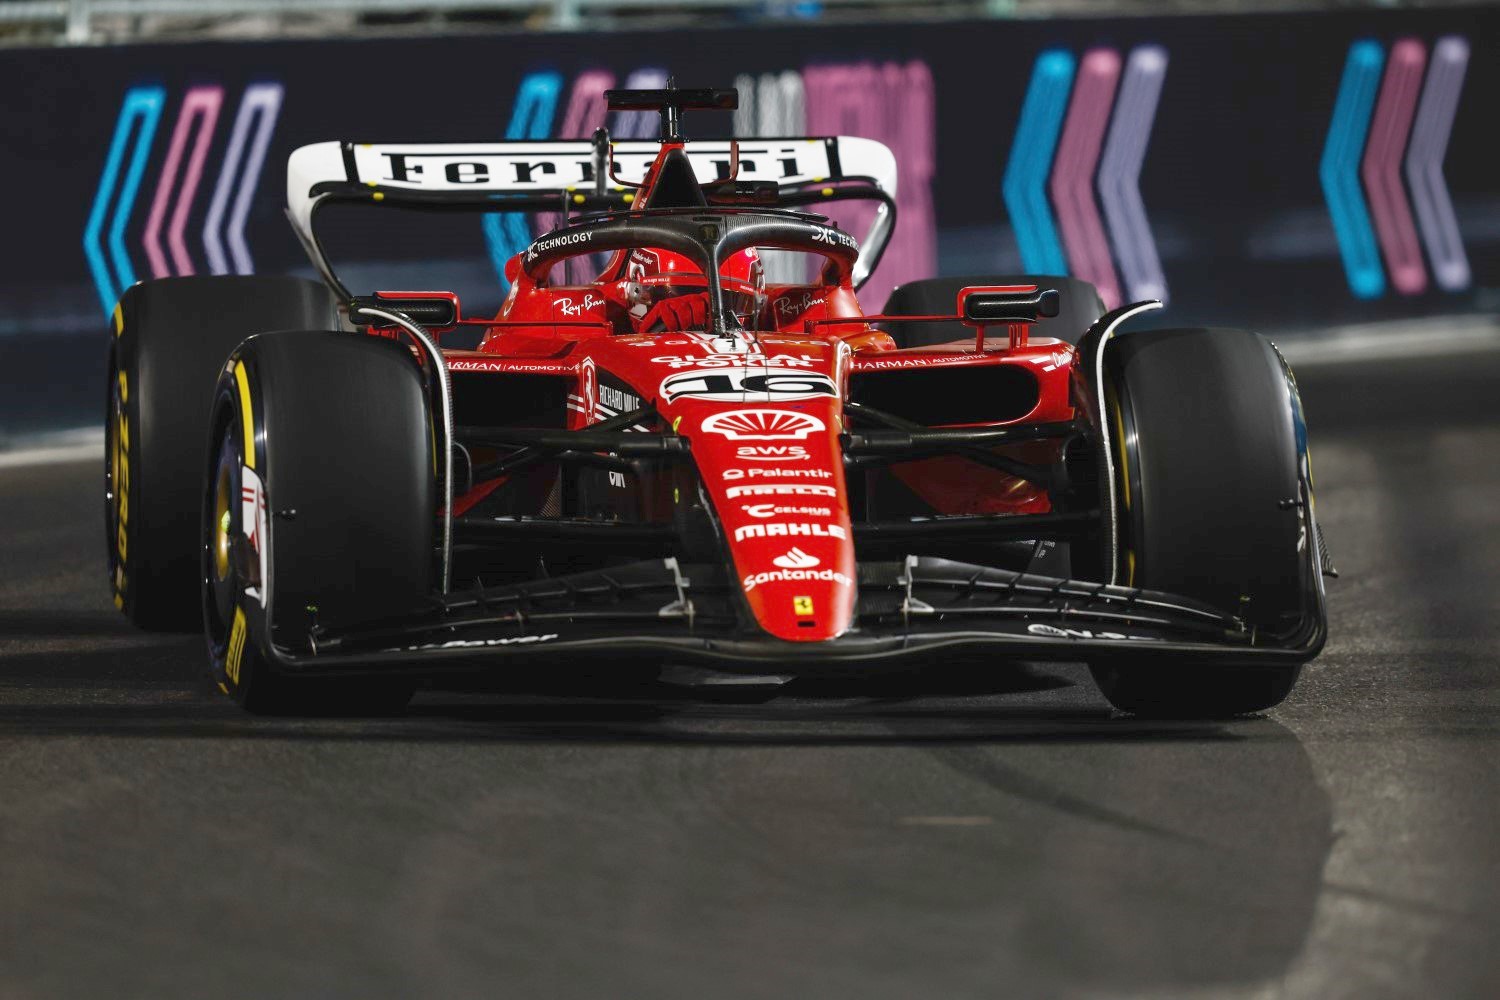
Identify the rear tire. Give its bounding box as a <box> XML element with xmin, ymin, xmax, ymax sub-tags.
<box><xmin>105</xmin><ymin>276</ymin><xmax>340</xmax><ymax>630</ymax></box>
<box><xmin>1088</xmin><ymin>328</ymin><xmax>1320</xmax><ymax>717</ymax></box>
<box><xmin>203</xmin><ymin>331</ymin><xmax>434</xmax><ymax>715</ymax></box>
<box><xmin>881</xmin><ymin>274</ymin><xmax>1104</xmax><ymax>348</ymax></box>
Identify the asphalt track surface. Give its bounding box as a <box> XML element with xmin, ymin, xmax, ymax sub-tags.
<box><xmin>2</xmin><ymin>347</ymin><xmax>1498</xmax><ymax>999</ymax></box>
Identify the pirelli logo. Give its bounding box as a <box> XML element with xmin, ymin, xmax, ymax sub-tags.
<box><xmin>226</xmin><ymin>606</ymin><xmax>248</xmax><ymax>684</ymax></box>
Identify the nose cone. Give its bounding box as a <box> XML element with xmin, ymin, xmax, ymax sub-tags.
<box><xmin>682</xmin><ymin>399</ymin><xmax>856</xmax><ymax>642</ymax></box>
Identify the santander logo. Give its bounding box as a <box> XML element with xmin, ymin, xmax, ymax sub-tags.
<box><xmin>772</xmin><ymin>547</ymin><xmax>820</xmax><ymax>569</ymax></box>
<box><xmin>700</xmin><ymin>409</ymin><xmax>825</xmax><ymax>441</ymax></box>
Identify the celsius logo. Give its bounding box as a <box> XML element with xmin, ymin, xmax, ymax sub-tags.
<box><xmin>743</xmin><ymin>504</ymin><xmax>832</xmax><ymax>519</ymax></box>
<box><xmin>701</xmin><ymin>408</ymin><xmax>825</xmax><ymax>441</ymax></box>
<box><xmin>773</xmin><ymin>547</ymin><xmax>819</xmax><ymax>569</ymax></box>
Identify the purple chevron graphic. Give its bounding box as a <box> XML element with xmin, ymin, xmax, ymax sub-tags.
<box><xmin>1098</xmin><ymin>46</ymin><xmax>1169</xmax><ymax>305</ymax></box>
<box><xmin>1049</xmin><ymin>48</ymin><xmax>1123</xmax><ymax>309</ymax></box>
<box><xmin>1406</xmin><ymin>35</ymin><xmax>1471</xmax><ymax>293</ymax></box>
<box><xmin>203</xmin><ymin>83</ymin><xmax>283</xmax><ymax>275</ymax></box>
<box><xmin>142</xmin><ymin>86</ymin><xmax>223</xmax><ymax>278</ymax></box>
<box><xmin>613</xmin><ymin>67</ymin><xmax>670</xmax><ymax>138</ymax></box>
<box><xmin>1362</xmin><ymin>39</ymin><xmax>1428</xmax><ymax>296</ymax></box>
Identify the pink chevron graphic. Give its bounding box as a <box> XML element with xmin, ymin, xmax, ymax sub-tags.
<box><xmin>1049</xmin><ymin>48</ymin><xmax>1123</xmax><ymax>309</ymax></box>
<box><xmin>557</xmin><ymin>70</ymin><xmax>615</xmax><ymax>139</ymax></box>
<box><xmin>142</xmin><ymin>86</ymin><xmax>223</xmax><ymax>277</ymax></box>
<box><xmin>1361</xmin><ymin>38</ymin><xmax>1428</xmax><ymax>296</ymax></box>
<box><xmin>804</xmin><ymin>60</ymin><xmax>937</xmax><ymax>308</ymax></box>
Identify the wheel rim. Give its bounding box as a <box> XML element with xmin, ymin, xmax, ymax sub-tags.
<box><xmin>105</xmin><ymin>363</ymin><xmax>124</xmax><ymax>583</ymax></box>
<box><xmin>205</xmin><ymin>424</ymin><xmax>242</xmax><ymax>640</ymax></box>
<box><xmin>1102</xmin><ymin>372</ymin><xmax>1145</xmax><ymax>589</ymax></box>
<box><xmin>212</xmin><ymin>459</ymin><xmax>233</xmax><ymax>583</ymax></box>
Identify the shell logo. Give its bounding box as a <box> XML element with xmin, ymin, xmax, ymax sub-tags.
<box><xmin>700</xmin><ymin>408</ymin><xmax>826</xmax><ymax>441</ymax></box>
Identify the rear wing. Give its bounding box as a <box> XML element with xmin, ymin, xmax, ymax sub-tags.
<box><xmin>285</xmin><ymin>137</ymin><xmax>897</xmax><ymax>296</ymax></box>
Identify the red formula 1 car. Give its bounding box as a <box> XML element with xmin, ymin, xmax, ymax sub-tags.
<box><xmin>104</xmin><ymin>86</ymin><xmax>1330</xmax><ymax>716</ymax></box>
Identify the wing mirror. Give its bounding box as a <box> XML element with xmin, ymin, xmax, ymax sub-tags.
<box><xmin>958</xmin><ymin>286</ymin><xmax>1061</xmax><ymax>324</ymax></box>
<box><xmin>957</xmin><ymin>285</ymin><xmax>1060</xmax><ymax>349</ymax></box>
<box><xmin>351</xmin><ymin>291</ymin><xmax>461</xmax><ymax>333</ymax></box>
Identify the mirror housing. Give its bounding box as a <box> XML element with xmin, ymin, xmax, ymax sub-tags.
<box><xmin>351</xmin><ymin>290</ymin><xmax>460</xmax><ymax>333</ymax></box>
<box><xmin>957</xmin><ymin>285</ymin><xmax>1061</xmax><ymax>325</ymax></box>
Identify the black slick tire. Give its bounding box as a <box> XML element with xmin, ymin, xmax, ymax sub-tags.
<box><xmin>881</xmin><ymin>274</ymin><xmax>1104</xmax><ymax>348</ymax></box>
<box><xmin>106</xmin><ymin>276</ymin><xmax>340</xmax><ymax>630</ymax></box>
<box><xmin>1089</xmin><ymin>328</ymin><xmax>1319</xmax><ymax>717</ymax></box>
<box><xmin>203</xmin><ymin>330</ymin><xmax>434</xmax><ymax>715</ymax></box>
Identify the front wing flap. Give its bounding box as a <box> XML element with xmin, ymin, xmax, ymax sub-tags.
<box><xmin>268</xmin><ymin>557</ymin><xmax>1324</xmax><ymax>678</ymax></box>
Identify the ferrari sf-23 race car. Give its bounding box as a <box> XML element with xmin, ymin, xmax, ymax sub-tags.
<box><xmin>104</xmin><ymin>86</ymin><xmax>1331</xmax><ymax>716</ymax></box>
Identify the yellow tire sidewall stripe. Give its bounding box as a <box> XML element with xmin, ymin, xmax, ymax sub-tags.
<box><xmin>234</xmin><ymin>360</ymin><xmax>256</xmax><ymax>471</ymax></box>
<box><xmin>226</xmin><ymin>606</ymin><xmax>248</xmax><ymax>685</ymax></box>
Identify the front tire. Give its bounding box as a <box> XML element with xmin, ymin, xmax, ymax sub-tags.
<box><xmin>204</xmin><ymin>331</ymin><xmax>435</xmax><ymax>715</ymax></box>
<box><xmin>1089</xmin><ymin>328</ymin><xmax>1323</xmax><ymax>717</ymax></box>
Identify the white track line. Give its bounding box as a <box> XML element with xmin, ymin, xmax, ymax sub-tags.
<box><xmin>1274</xmin><ymin>314</ymin><xmax>1500</xmax><ymax>366</ymax></box>
<box><xmin>0</xmin><ymin>429</ymin><xmax>104</xmax><ymax>470</ymax></box>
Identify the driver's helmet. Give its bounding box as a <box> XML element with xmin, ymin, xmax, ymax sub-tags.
<box><xmin>623</xmin><ymin>247</ymin><xmax>765</xmax><ymax>329</ymax></box>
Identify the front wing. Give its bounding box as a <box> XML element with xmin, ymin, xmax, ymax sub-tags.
<box><xmin>263</xmin><ymin>557</ymin><xmax>1326</xmax><ymax>678</ymax></box>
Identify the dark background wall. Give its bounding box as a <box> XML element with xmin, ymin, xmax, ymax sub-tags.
<box><xmin>1</xmin><ymin>7</ymin><xmax>1496</xmax><ymax>437</ymax></box>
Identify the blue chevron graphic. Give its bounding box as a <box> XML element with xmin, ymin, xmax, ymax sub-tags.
<box><xmin>1319</xmin><ymin>40</ymin><xmax>1386</xmax><ymax>300</ymax></box>
<box><xmin>484</xmin><ymin>71</ymin><xmax>563</xmax><ymax>290</ymax></box>
<box><xmin>1002</xmin><ymin>50</ymin><xmax>1075</xmax><ymax>276</ymax></box>
<box><xmin>84</xmin><ymin>86</ymin><xmax>166</xmax><ymax>315</ymax></box>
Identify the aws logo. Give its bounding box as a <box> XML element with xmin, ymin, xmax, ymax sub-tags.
<box><xmin>85</xmin><ymin>83</ymin><xmax>285</xmax><ymax>315</ymax></box>
<box><xmin>737</xmin><ymin>446</ymin><xmax>810</xmax><ymax>462</ymax></box>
